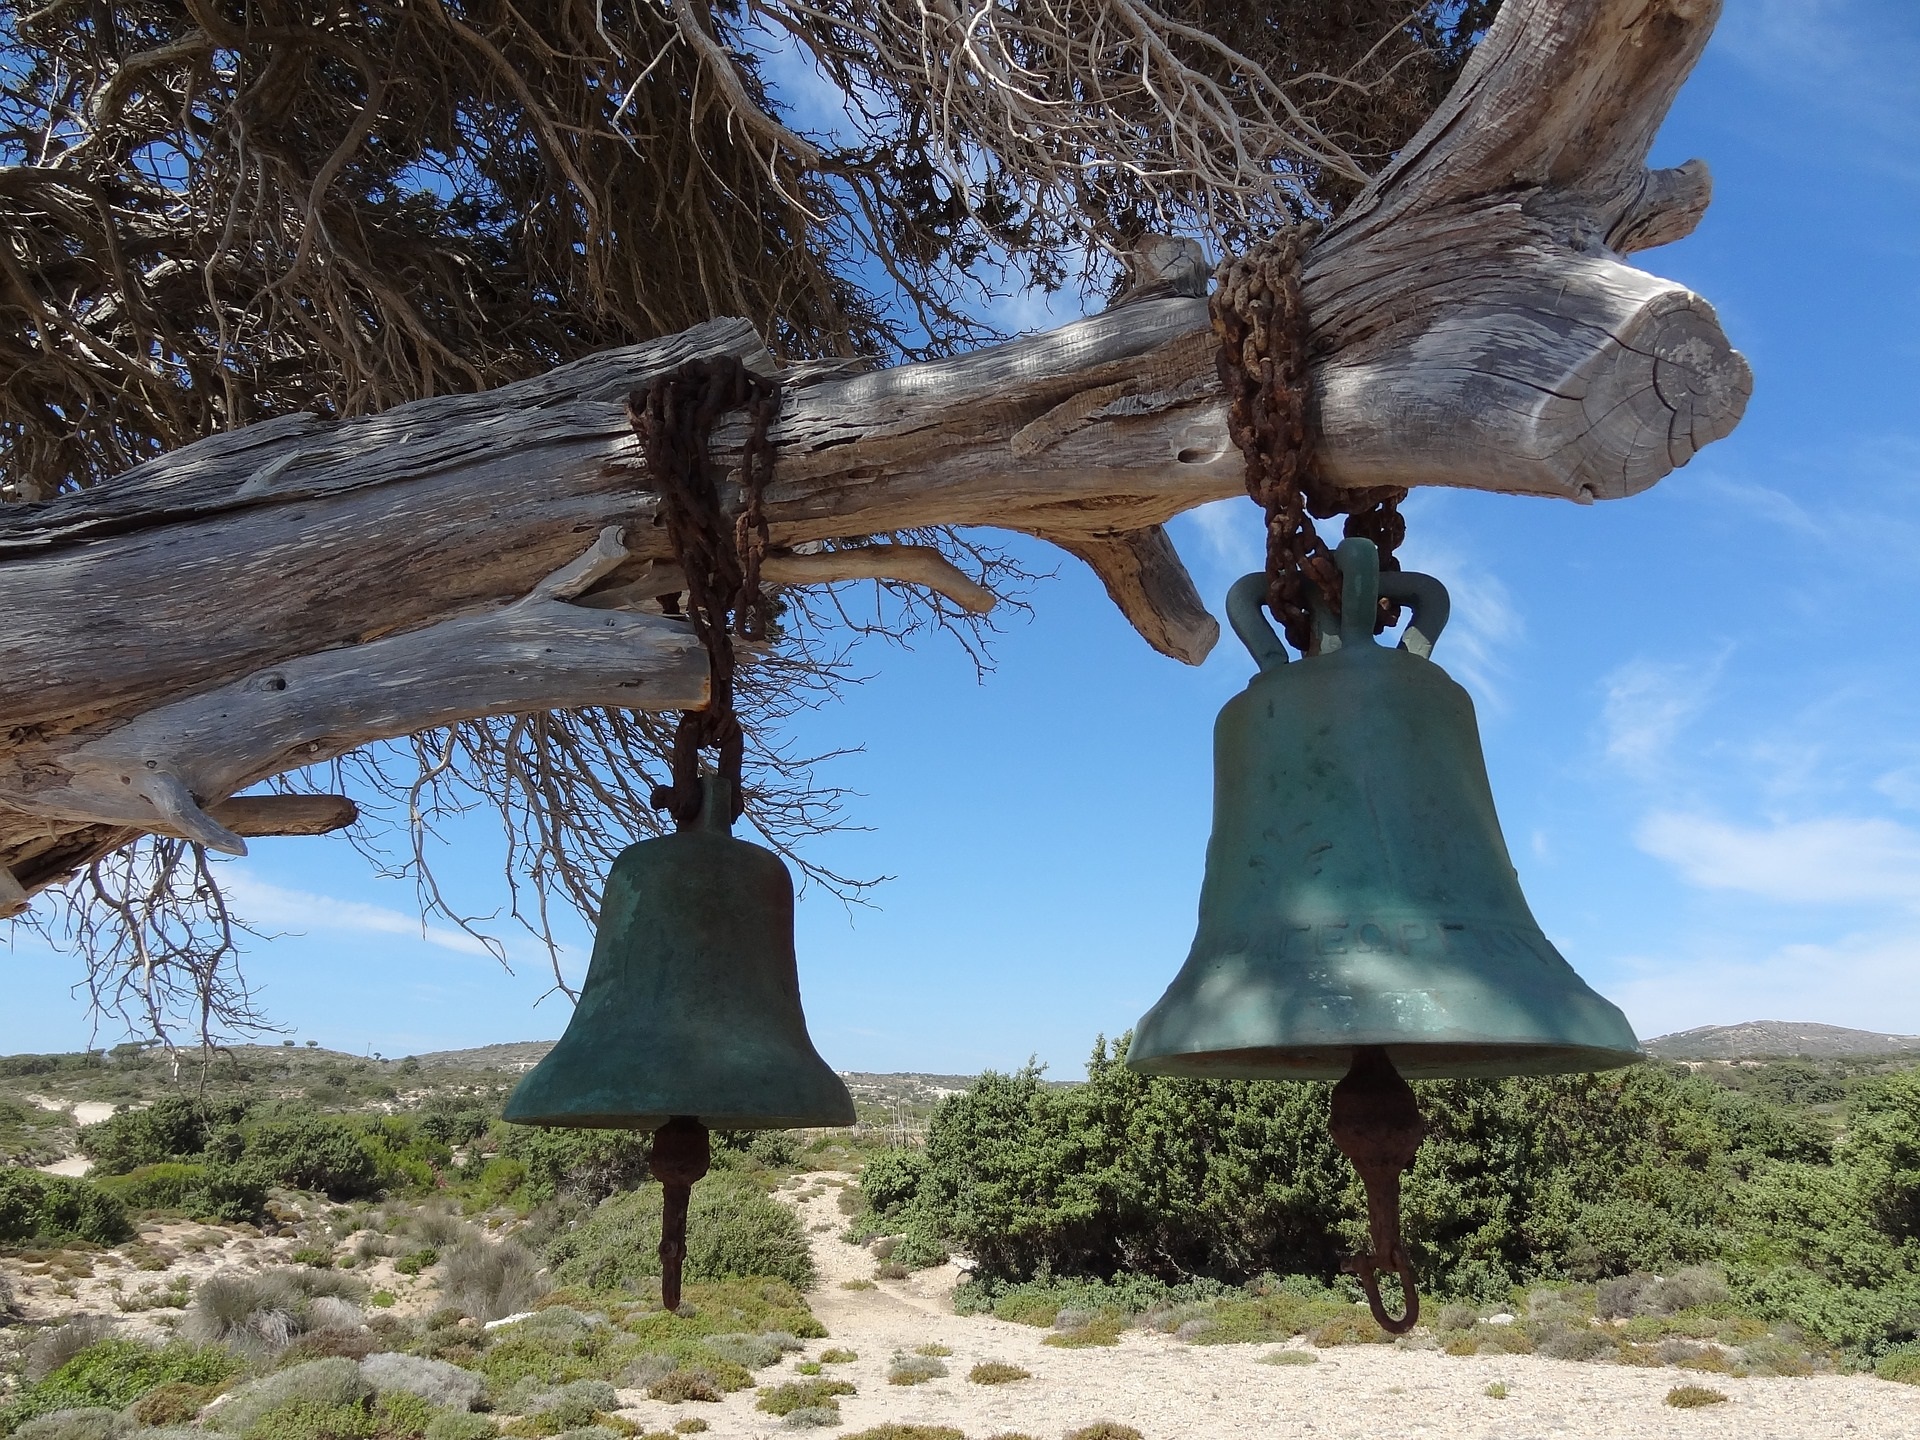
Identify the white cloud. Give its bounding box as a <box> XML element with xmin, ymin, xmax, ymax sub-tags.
<box><xmin>1636</xmin><ymin>810</ymin><xmax>1920</xmax><ymax>906</ymax></box>
<box><xmin>1716</xmin><ymin>0</ymin><xmax>1920</xmax><ymax>176</ymax></box>
<box><xmin>1614</xmin><ymin>923</ymin><xmax>1920</xmax><ymax>1041</ymax></box>
<box><xmin>221</xmin><ymin>872</ymin><xmax>498</xmax><ymax>958</ymax></box>
<box><xmin>1601</xmin><ymin>657</ymin><xmax>1717</xmax><ymax>779</ymax></box>
<box><xmin>1176</xmin><ymin>498</ymin><xmax>1263</xmax><ymax>582</ymax></box>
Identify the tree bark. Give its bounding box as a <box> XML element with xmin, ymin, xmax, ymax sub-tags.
<box><xmin>0</xmin><ymin>0</ymin><xmax>1749</xmax><ymax>912</ymax></box>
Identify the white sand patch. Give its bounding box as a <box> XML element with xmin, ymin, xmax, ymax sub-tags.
<box><xmin>36</xmin><ymin>1155</ymin><xmax>92</xmax><ymax>1177</ymax></box>
<box><xmin>71</xmin><ymin>1102</ymin><xmax>117</xmax><ymax>1126</ymax></box>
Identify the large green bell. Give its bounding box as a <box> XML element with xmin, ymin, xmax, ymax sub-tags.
<box><xmin>503</xmin><ymin>777</ymin><xmax>854</xmax><ymax>1131</ymax></box>
<box><xmin>1128</xmin><ymin>537</ymin><xmax>1642</xmax><ymax>1082</ymax></box>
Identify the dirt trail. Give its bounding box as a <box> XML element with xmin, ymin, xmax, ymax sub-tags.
<box><xmin>600</xmin><ymin>1172</ymin><xmax>1920</xmax><ymax>1440</ymax></box>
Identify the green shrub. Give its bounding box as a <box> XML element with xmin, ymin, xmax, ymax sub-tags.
<box><xmin>77</xmin><ymin>1096</ymin><xmax>249</xmax><ymax>1175</ymax></box>
<box><xmin>842</xmin><ymin>1430</ymin><xmax>963</xmax><ymax>1440</ymax></box>
<box><xmin>856</xmin><ymin>1150</ymin><xmax>925</xmax><ymax>1217</ymax></box>
<box><xmin>425</xmin><ymin>1416</ymin><xmax>500</xmax><ymax>1440</ymax></box>
<box><xmin>11</xmin><ymin>1408</ymin><xmax>128</xmax><ymax>1440</ymax></box>
<box><xmin>205</xmin><ymin>1358</ymin><xmax>370</xmax><ymax>1434</ymax></box>
<box><xmin>91</xmin><ymin>1161</ymin><xmax>268</xmax><ymax>1223</ymax></box>
<box><xmin>1064</xmin><ymin>1425</ymin><xmax>1143</xmax><ymax>1440</ymax></box>
<box><xmin>495</xmin><ymin>1127</ymin><xmax>651</xmax><ymax>1207</ymax></box>
<box><xmin>755</xmin><ymin>1380</ymin><xmax>854</xmax><ymax>1416</ymax></box>
<box><xmin>94</xmin><ymin>1162</ymin><xmax>205</xmax><ymax>1210</ymax></box>
<box><xmin>545</xmin><ymin>1175</ymin><xmax>813</xmax><ymax>1291</ymax></box>
<box><xmin>396</xmin><ymin>1248</ymin><xmax>441</xmax><ymax>1276</ymax></box>
<box><xmin>5</xmin><ymin>1338</ymin><xmax>235</xmax><ymax>1426</ymax></box>
<box><xmin>885</xmin><ymin>1354</ymin><xmax>945</xmax><ymax>1385</ymax></box>
<box><xmin>242</xmin><ymin>1117</ymin><xmax>386</xmax><ymax>1198</ymax></box>
<box><xmin>1260</xmin><ymin>1350</ymin><xmax>1315</xmax><ymax>1365</ymax></box>
<box><xmin>131</xmin><ymin>1380</ymin><xmax>216</xmax><ymax>1425</ymax></box>
<box><xmin>818</xmin><ymin>1349</ymin><xmax>856</xmax><ymax>1364</ymax></box>
<box><xmin>967</xmin><ymin>1362</ymin><xmax>1028</xmax><ymax>1384</ymax></box>
<box><xmin>646</xmin><ymin>1373</ymin><xmax>720</xmax><ymax>1404</ymax></box>
<box><xmin>1877</xmin><ymin>1347</ymin><xmax>1920</xmax><ymax>1384</ymax></box>
<box><xmin>0</xmin><ymin>1170</ymin><xmax>129</xmax><ymax>1245</ymax></box>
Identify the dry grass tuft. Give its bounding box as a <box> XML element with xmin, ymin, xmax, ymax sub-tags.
<box><xmin>1666</xmin><ymin>1385</ymin><xmax>1729</xmax><ymax>1408</ymax></box>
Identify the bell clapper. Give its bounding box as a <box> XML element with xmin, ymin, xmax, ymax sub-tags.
<box><xmin>649</xmin><ymin>1116</ymin><xmax>712</xmax><ymax>1312</ymax></box>
<box><xmin>1328</xmin><ymin>1047</ymin><xmax>1425</xmax><ymax>1335</ymax></box>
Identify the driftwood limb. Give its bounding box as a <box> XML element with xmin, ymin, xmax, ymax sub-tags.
<box><xmin>0</xmin><ymin>0</ymin><xmax>1748</xmax><ymax>907</ymax></box>
<box><xmin>207</xmin><ymin>795</ymin><xmax>361</xmax><ymax>838</ymax></box>
<box><xmin>577</xmin><ymin>543</ymin><xmax>1001</xmax><ymax>617</ymax></box>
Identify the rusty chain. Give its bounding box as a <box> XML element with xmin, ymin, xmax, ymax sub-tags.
<box><xmin>628</xmin><ymin>358</ymin><xmax>781</xmax><ymax>831</ymax></box>
<box><xmin>1210</xmin><ymin>226</ymin><xmax>1409</xmax><ymax>651</ymax></box>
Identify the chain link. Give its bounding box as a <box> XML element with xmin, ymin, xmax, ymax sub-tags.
<box><xmin>1210</xmin><ymin>228</ymin><xmax>1409</xmax><ymax>649</ymax></box>
<box><xmin>628</xmin><ymin>359</ymin><xmax>780</xmax><ymax>830</ymax></box>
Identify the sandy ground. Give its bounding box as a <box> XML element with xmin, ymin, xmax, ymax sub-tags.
<box><xmin>598</xmin><ymin>1173</ymin><xmax>1920</xmax><ymax>1440</ymax></box>
<box><xmin>24</xmin><ymin>1095</ymin><xmax>115</xmax><ymax>1176</ymax></box>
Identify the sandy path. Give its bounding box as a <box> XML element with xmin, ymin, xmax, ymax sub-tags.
<box><xmin>601</xmin><ymin>1172</ymin><xmax>1920</xmax><ymax>1440</ymax></box>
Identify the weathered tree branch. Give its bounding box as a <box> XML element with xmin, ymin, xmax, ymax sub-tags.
<box><xmin>0</xmin><ymin>0</ymin><xmax>1748</xmax><ymax>908</ymax></box>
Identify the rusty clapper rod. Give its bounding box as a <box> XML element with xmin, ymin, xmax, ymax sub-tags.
<box><xmin>1328</xmin><ymin>1046</ymin><xmax>1425</xmax><ymax>1334</ymax></box>
<box><xmin>649</xmin><ymin>1116</ymin><xmax>711</xmax><ymax>1311</ymax></box>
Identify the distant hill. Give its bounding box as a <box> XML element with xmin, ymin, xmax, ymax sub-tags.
<box><xmin>1645</xmin><ymin>1021</ymin><xmax>1920</xmax><ymax>1060</ymax></box>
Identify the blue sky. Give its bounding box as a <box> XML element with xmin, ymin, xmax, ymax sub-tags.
<box><xmin>7</xmin><ymin>0</ymin><xmax>1920</xmax><ymax>1074</ymax></box>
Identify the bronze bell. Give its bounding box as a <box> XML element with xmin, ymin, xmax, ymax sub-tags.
<box><xmin>504</xmin><ymin>774</ymin><xmax>853</xmax><ymax>1130</ymax></box>
<box><xmin>1127</xmin><ymin>537</ymin><xmax>1640</xmax><ymax>1332</ymax></box>
<box><xmin>1129</xmin><ymin>537</ymin><xmax>1642</xmax><ymax>1083</ymax></box>
<box><xmin>504</xmin><ymin>775</ymin><xmax>852</xmax><ymax>1305</ymax></box>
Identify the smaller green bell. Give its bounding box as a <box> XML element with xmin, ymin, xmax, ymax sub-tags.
<box><xmin>503</xmin><ymin>775</ymin><xmax>854</xmax><ymax>1132</ymax></box>
<box><xmin>503</xmin><ymin>776</ymin><xmax>851</xmax><ymax>1309</ymax></box>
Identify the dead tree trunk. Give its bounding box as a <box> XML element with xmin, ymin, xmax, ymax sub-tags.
<box><xmin>0</xmin><ymin>0</ymin><xmax>1749</xmax><ymax>913</ymax></box>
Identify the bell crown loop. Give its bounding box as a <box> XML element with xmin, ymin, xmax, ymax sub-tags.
<box><xmin>1227</xmin><ymin>537</ymin><xmax>1450</xmax><ymax>670</ymax></box>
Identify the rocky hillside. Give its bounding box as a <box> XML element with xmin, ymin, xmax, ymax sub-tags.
<box><xmin>1646</xmin><ymin>1021</ymin><xmax>1920</xmax><ymax>1060</ymax></box>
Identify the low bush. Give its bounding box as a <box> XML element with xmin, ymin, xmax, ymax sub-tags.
<box><xmin>703</xmin><ymin>1332</ymin><xmax>802</xmax><ymax>1370</ymax></box>
<box><xmin>426</xmin><ymin>1416</ymin><xmax>500</xmax><ymax>1440</ymax></box>
<box><xmin>885</xmin><ymin>1354</ymin><xmax>945</xmax><ymax>1385</ymax></box>
<box><xmin>544</xmin><ymin>1175</ymin><xmax>813</xmax><ymax>1291</ymax></box>
<box><xmin>645</xmin><ymin>1373</ymin><xmax>720</xmax><ymax>1404</ymax></box>
<box><xmin>5</xmin><ymin>1338</ymin><xmax>235</xmax><ymax>1427</ymax></box>
<box><xmin>131</xmin><ymin>1381</ymin><xmax>216</xmax><ymax>1426</ymax></box>
<box><xmin>1879</xmin><ymin>1347</ymin><xmax>1920</xmax><ymax>1384</ymax></box>
<box><xmin>1064</xmin><ymin>1425</ymin><xmax>1143</xmax><ymax>1440</ymax></box>
<box><xmin>841</xmin><ymin>1429</ymin><xmax>963</xmax><ymax>1440</ymax></box>
<box><xmin>0</xmin><ymin>1170</ymin><xmax>129</xmax><ymax>1246</ymax></box>
<box><xmin>1044</xmin><ymin>1313</ymin><xmax>1124</xmax><ymax>1348</ymax></box>
<box><xmin>494</xmin><ymin>1126</ymin><xmax>651</xmax><ymax>1207</ymax></box>
<box><xmin>11</xmin><ymin>1408</ymin><xmax>128</xmax><ymax>1440</ymax></box>
<box><xmin>1260</xmin><ymin>1350</ymin><xmax>1315</xmax><ymax>1366</ymax></box>
<box><xmin>77</xmin><ymin>1096</ymin><xmax>249</xmax><ymax>1175</ymax></box>
<box><xmin>92</xmin><ymin>1162</ymin><xmax>269</xmax><ymax>1224</ymax></box>
<box><xmin>204</xmin><ymin>1357</ymin><xmax>371</xmax><ymax>1433</ymax></box>
<box><xmin>818</xmin><ymin>1349</ymin><xmax>856</xmax><ymax>1364</ymax></box>
<box><xmin>360</xmin><ymin>1352</ymin><xmax>484</xmax><ymax>1411</ymax></box>
<box><xmin>967</xmin><ymin>1362</ymin><xmax>1028</xmax><ymax>1384</ymax></box>
<box><xmin>1530</xmin><ymin>1322</ymin><xmax>1615</xmax><ymax>1362</ymax></box>
<box><xmin>755</xmin><ymin>1379</ymin><xmax>855</xmax><ymax>1416</ymax></box>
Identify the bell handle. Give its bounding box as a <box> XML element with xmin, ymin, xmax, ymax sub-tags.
<box><xmin>697</xmin><ymin>773</ymin><xmax>735</xmax><ymax>833</ymax></box>
<box><xmin>1379</xmin><ymin>571</ymin><xmax>1450</xmax><ymax>658</ymax></box>
<box><xmin>1225</xmin><ymin>573</ymin><xmax>1291</xmax><ymax>672</ymax></box>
